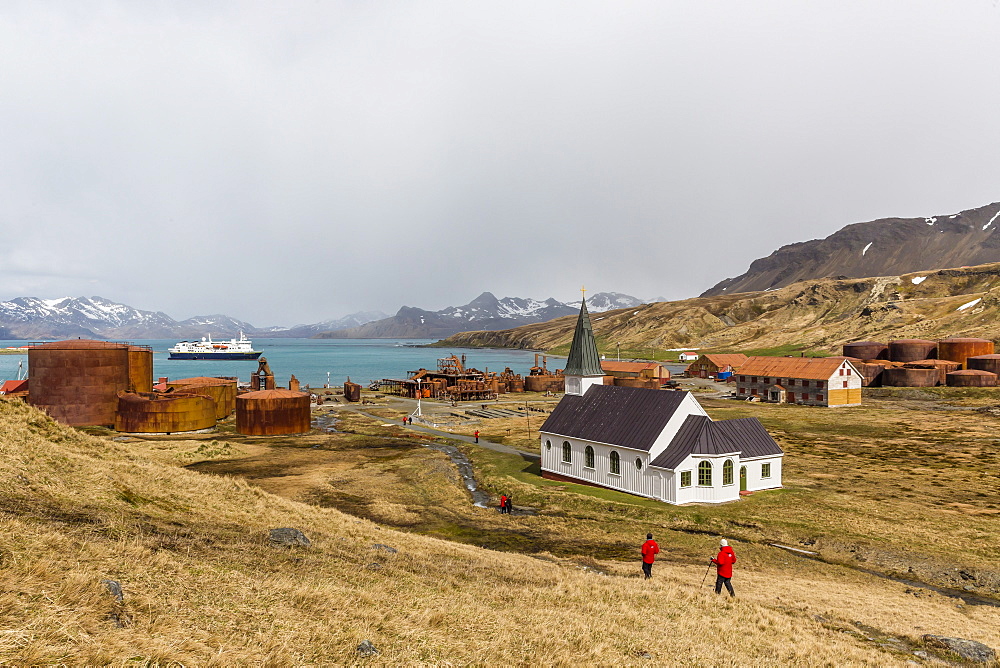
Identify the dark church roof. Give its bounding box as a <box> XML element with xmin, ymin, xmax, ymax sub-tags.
<box><xmin>540</xmin><ymin>385</ymin><xmax>689</xmax><ymax>451</ymax></box>
<box><xmin>563</xmin><ymin>299</ymin><xmax>604</xmax><ymax>377</ymax></box>
<box><xmin>650</xmin><ymin>415</ymin><xmax>783</xmax><ymax>470</ymax></box>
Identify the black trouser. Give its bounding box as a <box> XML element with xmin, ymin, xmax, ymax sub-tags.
<box><xmin>715</xmin><ymin>574</ymin><xmax>734</xmax><ymax>596</ymax></box>
<box><xmin>642</xmin><ymin>561</ymin><xmax>653</xmax><ymax>579</ymax></box>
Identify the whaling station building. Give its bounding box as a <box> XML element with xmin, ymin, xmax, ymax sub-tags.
<box><xmin>539</xmin><ymin>299</ymin><xmax>783</xmax><ymax>504</ymax></box>
<box><xmin>734</xmin><ymin>356</ymin><xmax>862</xmax><ymax>407</ymax></box>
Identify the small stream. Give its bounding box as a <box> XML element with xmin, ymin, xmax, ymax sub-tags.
<box><xmin>422</xmin><ymin>442</ymin><xmax>491</xmax><ymax>508</ymax></box>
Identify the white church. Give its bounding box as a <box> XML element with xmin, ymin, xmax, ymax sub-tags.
<box><xmin>539</xmin><ymin>298</ymin><xmax>783</xmax><ymax>504</ymax></box>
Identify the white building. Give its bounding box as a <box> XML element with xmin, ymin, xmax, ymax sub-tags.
<box><xmin>539</xmin><ymin>299</ymin><xmax>783</xmax><ymax>504</ymax></box>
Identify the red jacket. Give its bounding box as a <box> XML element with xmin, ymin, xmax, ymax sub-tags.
<box><xmin>641</xmin><ymin>539</ymin><xmax>660</xmax><ymax>564</ymax></box>
<box><xmin>712</xmin><ymin>546</ymin><xmax>737</xmax><ymax>578</ymax></box>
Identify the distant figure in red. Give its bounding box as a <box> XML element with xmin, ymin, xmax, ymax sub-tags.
<box><xmin>641</xmin><ymin>533</ymin><xmax>659</xmax><ymax>579</ymax></box>
<box><xmin>711</xmin><ymin>538</ymin><xmax>737</xmax><ymax>596</ymax></box>
<box><xmin>474</xmin><ymin>430</ymin><xmax>480</xmax><ymax>443</ymax></box>
<box><xmin>499</xmin><ymin>494</ymin><xmax>507</xmax><ymax>513</ymax></box>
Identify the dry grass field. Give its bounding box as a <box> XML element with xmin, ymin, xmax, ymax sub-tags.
<box><xmin>1</xmin><ymin>392</ymin><xmax>999</xmax><ymax>665</ymax></box>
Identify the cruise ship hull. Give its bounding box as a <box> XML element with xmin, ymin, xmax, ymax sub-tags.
<box><xmin>168</xmin><ymin>351</ymin><xmax>262</xmax><ymax>360</ymax></box>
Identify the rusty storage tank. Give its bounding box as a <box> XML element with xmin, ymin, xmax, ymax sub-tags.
<box><xmin>855</xmin><ymin>361</ymin><xmax>886</xmax><ymax>387</ymax></box>
<box><xmin>881</xmin><ymin>366</ymin><xmax>939</xmax><ymax>387</ymax></box>
<box><xmin>936</xmin><ymin>338</ymin><xmax>995</xmax><ymax>368</ymax></box>
<box><xmin>28</xmin><ymin>339</ymin><xmax>132</xmax><ymax>426</ymax></box>
<box><xmin>945</xmin><ymin>369</ymin><xmax>998</xmax><ymax>387</ymax></box>
<box><xmin>116</xmin><ymin>391</ymin><xmax>217</xmax><ymax>433</ymax></box>
<box><xmin>888</xmin><ymin>339</ymin><xmax>937</xmax><ymax>363</ymax></box>
<box><xmin>167</xmin><ymin>377</ymin><xmax>237</xmax><ymax>418</ymax></box>
<box><xmin>967</xmin><ymin>354</ymin><xmax>1000</xmax><ymax>375</ymax></box>
<box><xmin>236</xmin><ymin>389</ymin><xmax>311</xmax><ymax>435</ymax></box>
<box><xmin>128</xmin><ymin>345</ymin><xmax>154</xmax><ymax>393</ymax></box>
<box><xmin>843</xmin><ymin>341</ymin><xmax>888</xmax><ymax>360</ymax></box>
<box><xmin>613</xmin><ymin>377</ymin><xmax>660</xmax><ymax>389</ymax></box>
<box><xmin>343</xmin><ymin>379</ymin><xmax>361</xmax><ymax>402</ymax></box>
<box><xmin>903</xmin><ymin>360</ymin><xmax>961</xmax><ymax>386</ymax></box>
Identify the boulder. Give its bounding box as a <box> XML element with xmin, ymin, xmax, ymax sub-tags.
<box><xmin>268</xmin><ymin>528</ymin><xmax>311</xmax><ymax>547</ymax></box>
<box><xmin>372</xmin><ymin>544</ymin><xmax>397</xmax><ymax>554</ymax></box>
<box><xmin>357</xmin><ymin>640</ymin><xmax>380</xmax><ymax>657</ymax></box>
<box><xmin>922</xmin><ymin>635</ymin><xmax>996</xmax><ymax>663</ymax></box>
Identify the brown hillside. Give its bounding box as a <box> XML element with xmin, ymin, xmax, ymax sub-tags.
<box><xmin>439</xmin><ymin>262</ymin><xmax>1000</xmax><ymax>354</ymax></box>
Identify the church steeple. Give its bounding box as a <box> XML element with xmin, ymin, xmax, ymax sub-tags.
<box><xmin>563</xmin><ymin>289</ymin><xmax>605</xmax><ymax>396</ymax></box>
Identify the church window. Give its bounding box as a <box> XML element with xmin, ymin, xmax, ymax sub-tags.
<box><xmin>609</xmin><ymin>451</ymin><xmax>620</xmax><ymax>475</ymax></box>
<box><xmin>635</xmin><ymin>458</ymin><xmax>643</xmax><ymax>471</ymax></box>
<box><xmin>545</xmin><ymin>440</ymin><xmax>551</xmax><ymax>451</ymax></box>
<box><xmin>723</xmin><ymin>459</ymin><xmax>734</xmax><ymax>485</ymax></box>
<box><xmin>584</xmin><ymin>446</ymin><xmax>595</xmax><ymax>469</ymax></box>
<box><xmin>680</xmin><ymin>471</ymin><xmax>691</xmax><ymax>487</ymax></box>
<box><xmin>762</xmin><ymin>462</ymin><xmax>771</xmax><ymax>478</ymax></box>
<box><xmin>562</xmin><ymin>442</ymin><xmax>571</xmax><ymax>463</ymax></box>
<box><xmin>698</xmin><ymin>461</ymin><xmax>712</xmax><ymax>486</ymax></box>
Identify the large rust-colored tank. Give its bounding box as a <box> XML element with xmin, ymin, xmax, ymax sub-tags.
<box><xmin>167</xmin><ymin>377</ymin><xmax>237</xmax><ymax>418</ymax></box>
<box><xmin>28</xmin><ymin>340</ymin><xmax>132</xmax><ymax>426</ymax></box>
<box><xmin>881</xmin><ymin>367</ymin><xmax>939</xmax><ymax>387</ymax></box>
<box><xmin>524</xmin><ymin>375</ymin><xmax>566</xmax><ymax>392</ymax></box>
<box><xmin>343</xmin><ymin>379</ymin><xmax>361</xmax><ymax>402</ymax></box>
<box><xmin>236</xmin><ymin>389</ymin><xmax>311</xmax><ymax>435</ymax></box>
<box><xmin>945</xmin><ymin>369</ymin><xmax>998</xmax><ymax>387</ymax></box>
<box><xmin>843</xmin><ymin>341</ymin><xmax>888</xmax><ymax>360</ymax></box>
<box><xmin>854</xmin><ymin>361</ymin><xmax>887</xmax><ymax>387</ymax></box>
<box><xmin>888</xmin><ymin>339</ymin><xmax>937</xmax><ymax>363</ymax></box>
<box><xmin>903</xmin><ymin>359</ymin><xmax>961</xmax><ymax>386</ymax></box>
<box><xmin>612</xmin><ymin>377</ymin><xmax>660</xmax><ymax>389</ymax></box>
<box><xmin>128</xmin><ymin>345</ymin><xmax>154</xmax><ymax>393</ymax></box>
<box><xmin>967</xmin><ymin>354</ymin><xmax>1000</xmax><ymax>375</ymax></box>
<box><xmin>116</xmin><ymin>391</ymin><xmax>217</xmax><ymax>433</ymax></box>
<box><xmin>936</xmin><ymin>338</ymin><xmax>995</xmax><ymax>368</ymax></box>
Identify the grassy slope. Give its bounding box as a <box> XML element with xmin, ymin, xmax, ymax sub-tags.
<box><xmin>3</xmin><ymin>400</ymin><xmax>999</xmax><ymax>665</ymax></box>
<box><xmin>437</xmin><ymin>262</ymin><xmax>1000</xmax><ymax>356</ymax></box>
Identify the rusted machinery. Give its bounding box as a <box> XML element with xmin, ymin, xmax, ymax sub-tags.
<box><xmin>967</xmin><ymin>354</ymin><xmax>1000</xmax><ymax>375</ymax></box>
<box><xmin>524</xmin><ymin>354</ymin><xmax>565</xmax><ymax>392</ymax></box>
<box><xmin>344</xmin><ymin>378</ymin><xmax>361</xmax><ymax>402</ymax></box>
<box><xmin>289</xmin><ymin>374</ymin><xmax>300</xmax><ymax>392</ymax></box>
<box><xmin>888</xmin><ymin>339</ymin><xmax>937</xmax><ymax>363</ymax></box>
<box><xmin>903</xmin><ymin>359</ymin><xmax>960</xmax><ymax>386</ymax></box>
<box><xmin>843</xmin><ymin>341</ymin><xmax>889</xmax><ymax>360</ymax></box>
<box><xmin>447</xmin><ymin>379</ymin><xmax>495</xmax><ymax>402</ymax></box>
<box><xmin>946</xmin><ymin>369</ymin><xmax>998</xmax><ymax>387</ymax></box>
<box><xmin>167</xmin><ymin>377</ymin><xmax>237</xmax><ymax>418</ymax></box>
<box><xmin>498</xmin><ymin>367</ymin><xmax>524</xmax><ymax>393</ymax></box>
<box><xmin>28</xmin><ymin>339</ymin><xmax>138</xmax><ymax>427</ymax></box>
<box><xmin>881</xmin><ymin>366</ymin><xmax>938</xmax><ymax>387</ymax></box>
<box><xmin>236</xmin><ymin>389</ymin><xmax>311</xmax><ymax>435</ymax></box>
<box><xmin>936</xmin><ymin>338</ymin><xmax>995</xmax><ymax>368</ymax></box>
<box><xmin>116</xmin><ymin>391</ymin><xmax>217</xmax><ymax>433</ymax></box>
<box><xmin>250</xmin><ymin>357</ymin><xmax>276</xmax><ymax>391</ymax></box>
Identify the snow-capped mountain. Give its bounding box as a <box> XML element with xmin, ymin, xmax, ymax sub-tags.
<box><xmin>315</xmin><ymin>291</ymin><xmax>644</xmax><ymax>339</ymax></box>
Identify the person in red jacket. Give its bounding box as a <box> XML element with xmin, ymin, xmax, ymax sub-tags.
<box><xmin>711</xmin><ymin>538</ymin><xmax>737</xmax><ymax>596</ymax></box>
<box><xmin>641</xmin><ymin>533</ymin><xmax>660</xmax><ymax>579</ymax></box>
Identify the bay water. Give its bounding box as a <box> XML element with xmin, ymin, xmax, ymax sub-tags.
<box><xmin>0</xmin><ymin>338</ymin><xmax>560</xmax><ymax>389</ymax></box>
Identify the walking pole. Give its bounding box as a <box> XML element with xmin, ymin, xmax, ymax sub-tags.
<box><xmin>701</xmin><ymin>561</ymin><xmax>713</xmax><ymax>587</ymax></box>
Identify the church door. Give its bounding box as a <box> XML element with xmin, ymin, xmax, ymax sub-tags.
<box><xmin>739</xmin><ymin>466</ymin><xmax>747</xmax><ymax>492</ymax></box>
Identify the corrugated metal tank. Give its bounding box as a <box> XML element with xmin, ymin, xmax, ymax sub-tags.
<box><xmin>967</xmin><ymin>354</ymin><xmax>1000</xmax><ymax>375</ymax></box>
<box><xmin>855</xmin><ymin>361</ymin><xmax>886</xmax><ymax>387</ymax></box>
<box><xmin>28</xmin><ymin>340</ymin><xmax>132</xmax><ymax>426</ymax></box>
<box><xmin>936</xmin><ymin>338</ymin><xmax>995</xmax><ymax>368</ymax></box>
<box><xmin>903</xmin><ymin>359</ymin><xmax>961</xmax><ymax>386</ymax></box>
<box><xmin>945</xmin><ymin>369</ymin><xmax>998</xmax><ymax>387</ymax></box>
<box><xmin>612</xmin><ymin>377</ymin><xmax>660</xmax><ymax>389</ymax></box>
<box><xmin>888</xmin><ymin>339</ymin><xmax>938</xmax><ymax>363</ymax></box>
<box><xmin>881</xmin><ymin>367</ymin><xmax>939</xmax><ymax>387</ymax></box>
<box><xmin>167</xmin><ymin>377</ymin><xmax>237</xmax><ymax>418</ymax></box>
<box><xmin>128</xmin><ymin>345</ymin><xmax>154</xmax><ymax>393</ymax></box>
<box><xmin>343</xmin><ymin>380</ymin><xmax>361</xmax><ymax>402</ymax></box>
<box><xmin>236</xmin><ymin>389</ymin><xmax>311</xmax><ymax>435</ymax></box>
<box><xmin>116</xmin><ymin>391</ymin><xmax>217</xmax><ymax>433</ymax></box>
<box><xmin>843</xmin><ymin>341</ymin><xmax>888</xmax><ymax>360</ymax></box>
<box><xmin>524</xmin><ymin>375</ymin><xmax>566</xmax><ymax>392</ymax></box>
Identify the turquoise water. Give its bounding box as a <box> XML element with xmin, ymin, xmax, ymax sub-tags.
<box><xmin>0</xmin><ymin>339</ymin><xmax>560</xmax><ymax>388</ymax></box>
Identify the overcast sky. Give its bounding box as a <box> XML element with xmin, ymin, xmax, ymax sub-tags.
<box><xmin>3</xmin><ymin>1</ymin><xmax>1000</xmax><ymax>326</ymax></box>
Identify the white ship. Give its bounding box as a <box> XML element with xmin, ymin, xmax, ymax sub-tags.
<box><xmin>168</xmin><ymin>332</ymin><xmax>262</xmax><ymax>360</ymax></box>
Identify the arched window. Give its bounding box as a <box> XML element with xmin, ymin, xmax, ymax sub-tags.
<box><xmin>545</xmin><ymin>440</ymin><xmax>551</xmax><ymax>451</ymax></box>
<box><xmin>584</xmin><ymin>446</ymin><xmax>595</xmax><ymax>469</ymax></box>
<box><xmin>609</xmin><ymin>451</ymin><xmax>620</xmax><ymax>475</ymax></box>
<box><xmin>562</xmin><ymin>441</ymin><xmax>572</xmax><ymax>463</ymax></box>
<box><xmin>635</xmin><ymin>457</ymin><xmax>643</xmax><ymax>471</ymax></box>
<box><xmin>723</xmin><ymin>459</ymin><xmax>734</xmax><ymax>485</ymax></box>
<box><xmin>698</xmin><ymin>461</ymin><xmax>712</xmax><ymax>486</ymax></box>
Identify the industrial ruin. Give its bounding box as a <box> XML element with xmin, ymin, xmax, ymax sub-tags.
<box><xmin>376</xmin><ymin>354</ymin><xmax>565</xmax><ymax>402</ymax></box>
<box><xmin>844</xmin><ymin>337</ymin><xmax>1000</xmax><ymax>387</ymax></box>
<box><xmin>9</xmin><ymin>339</ymin><xmax>311</xmax><ymax>436</ymax></box>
